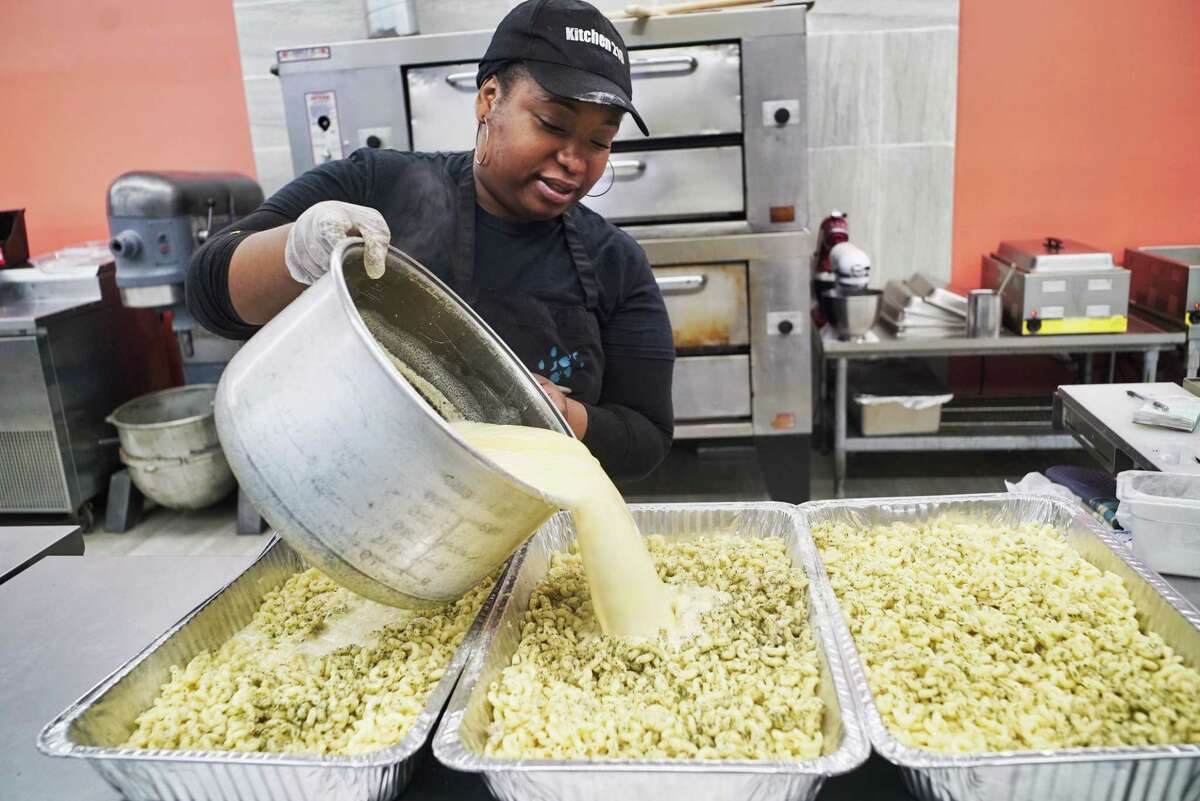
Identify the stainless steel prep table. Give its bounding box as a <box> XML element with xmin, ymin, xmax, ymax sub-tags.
<box><xmin>5</xmin><ymin>552</ymin><xmax>1198</xmax><ymax>801</ymax></box>
<box><xmin>1054</xmin><ymin>382</ymin><xmax>1200</xmax><ymax>473</ymax></box>
<box><xmin>0</xmin><ymin>553</ymin><xmax>255</xmax><ymax>801</ymax></box>
<box><xmin>0</xmin><ymin>524</ymin><xmax>82</xmax><ymax>584</ymax></box>
<box><xmin>817</xmin><ymin>317</ymin><xmax>1185</xmax><ymax>496</ymax></box>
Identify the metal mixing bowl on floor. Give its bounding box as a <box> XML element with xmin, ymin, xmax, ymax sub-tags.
<box><xmin>107</xmin><ymin>385</ymin><xmax>235</xmax><ymax>510</ymax></box>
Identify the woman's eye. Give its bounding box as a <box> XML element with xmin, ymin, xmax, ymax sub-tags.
<box><xmin>537</xmin><ymin>116</ymin><xmax>566</xmax><ymax>135</ymax></box>
<box><xmin>590</xmin><ymin>140</ymin><xmax>612</xmax><ymax>151</ymax></box>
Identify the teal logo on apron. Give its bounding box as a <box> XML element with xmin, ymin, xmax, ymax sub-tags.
<box><xmin>538</xmin><ymin>346</ymin><xmax>585</xmax><ymax>384</ymax></box>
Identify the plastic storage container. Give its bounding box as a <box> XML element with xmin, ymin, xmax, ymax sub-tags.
<box><xmin>1116</xmin><ymin>471</ymin><xmax>1200</xmax><ymax>578</ymax></box>
<box><xmin>854</xmin><ymin>394</ymin><xmax>953</xmax><ymax>436</ymax></box>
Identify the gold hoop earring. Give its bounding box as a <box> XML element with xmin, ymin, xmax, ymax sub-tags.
<box><xmin>474</xmin><ymin>121</ymin><xmax>490</xmax><ymax>166</ymax></box>
<box><xmin>586</xmin><ymin>160</ymin><xmax>615</xmax><ymax>198</ymax></box>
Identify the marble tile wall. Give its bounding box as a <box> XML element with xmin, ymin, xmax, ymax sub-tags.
<box><xmin>233</xmin><ymin>0</ymin><xmax>960</xmax><ymax>284</ymax></box>
<box><xmin>808</xmin><ymin>1</ymin><xmax>959</xmax><ymax>285</ymax></box>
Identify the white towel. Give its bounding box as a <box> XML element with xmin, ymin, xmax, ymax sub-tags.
<box><xmin>1132</xmin><ymin>397</ymin><xmax>1200</xmax><ymax>432</ymax></box>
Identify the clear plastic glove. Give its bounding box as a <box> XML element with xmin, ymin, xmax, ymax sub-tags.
<box><xmin>284</xmin><ymin>200</ymin><xmax>390</xmax><ymax>284</ymax></box>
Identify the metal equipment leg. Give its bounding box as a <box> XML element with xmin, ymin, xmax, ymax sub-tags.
<box><xmin>834</xmin><ymin>357</ymin><xmax>848</xmax><ymax>498</ymax></box>
<box><xmin>1142</xmin><ymin>349</ymin><xmax>1160</xmax><ymax>383</ymax></box>
<box><xmin>1082</xmin><ymin>353</ymin><xmax>1093</xmax><ymax>384</ymax></box>
<box><xmin>1189</xmin><ymin>341</ymin><xmax>1200</xmax><ymax>379</ymax></box>
<box><xmin>103</xmin><ymin>469</ymin><xmax>144</xmax><ymax>533</ymax></box>
<box><xmin>757</xmin><ymin>434</ymin><xmax>811</xmax><ymax>503</ymax></box>
<box><xmin>236</xmin><ymin>487</ymin><xmax>267</xmax><ymax>536</ymax></box>
<box><xmin>1108</xmin><ymin>352</ymin><xmax>1116</xmax><ymax>383</ymax></box>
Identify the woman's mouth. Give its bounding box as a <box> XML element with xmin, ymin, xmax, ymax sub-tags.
<box><xmin>535</xmin><ymin>175</ymin><xmax>579</xmax><ymax>205</ymax></box>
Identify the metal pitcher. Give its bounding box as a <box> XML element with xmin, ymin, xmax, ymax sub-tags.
<box><xmin>215</xmin><ymin>240</ymin><xmax>570</xmax><ymax>609</ymax></box>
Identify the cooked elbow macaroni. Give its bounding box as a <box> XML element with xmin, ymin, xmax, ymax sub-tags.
<box><xmin>125</xmin><ymin>569</ymin><xmax>491</xmax><ymax>755</ymax></box>
<box><xmin>812</xmin><ymin>516</ymin><xmax>1200</xmax><ymax>752</ymax></box>
<box><xmin>485</xmin><ymin>535</ymin><xmax>825</xmax><ymax>760</ymax></box>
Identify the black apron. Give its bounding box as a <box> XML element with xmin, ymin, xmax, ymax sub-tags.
<box><xmin>447</xmin><ymin>164</ymin><xmax>606</xmax><ymax>406</ymax></box>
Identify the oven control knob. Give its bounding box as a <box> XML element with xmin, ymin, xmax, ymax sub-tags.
<box><xmin>777</xmin><ymin>319</ymin><xmax>795</xmax><ymax>335</ymax></box>
<box><xmin>1189</xmin><ymin>310</ymin><xmax>1200</xmax><ymax>325</ymax></box>
<box><xmin>773</xmin><ymin>106</ymin><xmax>791</xmax><ymax>126</ymax></box>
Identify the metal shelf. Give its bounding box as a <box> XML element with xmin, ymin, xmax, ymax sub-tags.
<box><xmin>818</xmin><ymin>316</ymin><xmax>1182</xmax><ymax>496</ymax></box>
<box><xmin>845</xmin><ymin>430</ymin><xmax>1079</xmax><ymax>453</ymax></box>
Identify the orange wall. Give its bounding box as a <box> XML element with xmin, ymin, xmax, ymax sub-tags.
<box><xmin>0</xmin><ymin>1</ymin><xmax>255</xmax><ymax>256</ymax></box>
<box><xmin>952</xmin><ymin>0</ymin><xmax>1200</xmax><ymax>288</ymax></box>
<box><xmin>3</xmin><ymin>1</ymin><xmax>1196</xmax><ymax>271</ymax></box>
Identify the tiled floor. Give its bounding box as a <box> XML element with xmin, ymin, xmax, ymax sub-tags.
<box><xmin>82</xmin><ymin>445</ymin><xmax>1096</xmax><ymax>559</ymax></box>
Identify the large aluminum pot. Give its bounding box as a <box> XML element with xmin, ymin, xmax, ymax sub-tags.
<box><xmin>215</xmin><ymin>240</ymin><xmax>571</xmax><ymax>609</ymax></box>
<box><xmin>107</xmin><ymin>385</ymin><xmax>236</xmax><ymax>510</ymax></box>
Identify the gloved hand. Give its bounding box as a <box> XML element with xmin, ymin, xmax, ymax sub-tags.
<box><xmin>284</xmin><ymin>200</ymin><xmax>390</xmax><ymax>284</ymax></box>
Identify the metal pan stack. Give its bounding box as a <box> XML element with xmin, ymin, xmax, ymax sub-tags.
<box><xmin>880</xmin><ymin>274</ymin><xmax>967</xmax><ymax>338</ymax></box>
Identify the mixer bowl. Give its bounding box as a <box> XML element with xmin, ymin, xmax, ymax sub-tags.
<box><xmin>108</xmin><ymin>385</ymin><xmax>235</xmax><ymax>510</ymax></box>
<box><xmin>215</xmin><ymin>240</ymin><xmax>570</xmax><ymax>609</ymax></box>
<box><xmin>823</xmin><ymin>287</ymin><xmax>882</xmax><ymax>340</ymax></box>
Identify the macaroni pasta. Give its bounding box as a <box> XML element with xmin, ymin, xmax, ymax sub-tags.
<box><xmin>125</xmin><ymin>568</ymin><xmax>491</xmax><ymax>755</ymax></box>
<box><xmin>813</xmin><ymin>516</ymin><xmax>1200</xmax><ymax>752</ymax></box>
<box><xmin>485</xmin><ymin>535</ymin><xmax>825</xmax><ymax>760</ymax></box>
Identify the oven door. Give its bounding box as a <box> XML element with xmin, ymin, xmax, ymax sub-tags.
<box><xmin>672</xmin><ymin>355</ymin><xmax>751</xmax><ymax>421</ymax></box>
<box><xmin>613</xmin><ymin>43</ymin><xmax>742</xmax><ymax>141</ymax></box>
<box><xmin>584</xmin><ymin>146</ymin><xmax>744</xmax><ymax>223</ymax></box>
<box><xmin>404</xmin><ymin>43</ymin><xmax>743</xmax><ymax>153</ymax></box>
<box><xmin>655</xmin><ymin>264</ymin><xmax>749</xmax><ymax>352</ymax></box>
<box><xmin>407</xmin><ymin>61</ymin><xmax>478</xmax><ymax>153</ymax></box>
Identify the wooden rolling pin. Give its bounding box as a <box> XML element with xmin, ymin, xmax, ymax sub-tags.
<box><xmin>619</xmin><ymin>0</ymin><xmax>772</xmax><ymax>19</ymax></box>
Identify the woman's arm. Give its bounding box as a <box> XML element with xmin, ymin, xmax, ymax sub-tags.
<box><xmin>581</xmin><ymin>353</ymin><xmax>674</xmax><ymax>481</ymax></box>
<box><xmin>186</xmin><ymin>208</ymin><xmax>295</xmax><ymax>340</ymax></box>
<box><xmin>580</xmin><ymin>232</ymin><xmax>677</xmax><ymax>481</ymax></box>
<box><xmin>227</xmin><ymin>223</ymin><xmax>301</xmax><ymax>325</ymax></box>
<box><xmin>186</xmin><ymin>150</ymin><xmax>379</xmax><ymax>338</ymax></box>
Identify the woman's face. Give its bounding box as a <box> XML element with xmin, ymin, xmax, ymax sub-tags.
<box><xmin>474</xmin><ymin>74</ymin><xmax>622</xmax><ymax>222</ymax></box>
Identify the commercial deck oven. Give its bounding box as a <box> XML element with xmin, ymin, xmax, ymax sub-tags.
<box><xmin>275</xmin><ymin>3</ymin><xmax>814</xmax><ymax>501</ymax></box>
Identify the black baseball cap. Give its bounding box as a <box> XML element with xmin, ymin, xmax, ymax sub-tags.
<box><xmin>477</xmin><ymin>0</ymin><xmax>649</xmax><ymax>136</ymax></box>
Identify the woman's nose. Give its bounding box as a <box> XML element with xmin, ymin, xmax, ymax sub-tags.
<box><xmin>556</xmin><ymin>144</ymin><xmax>586</xmax><ymax>175</ymax></box>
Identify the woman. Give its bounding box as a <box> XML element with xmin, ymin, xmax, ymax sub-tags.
<box><xmin>187</xmin><ymin>0</ymin><xmax>674</xmax><ymax>482</ymax></box>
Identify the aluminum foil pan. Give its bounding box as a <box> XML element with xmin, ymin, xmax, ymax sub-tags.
<box><xmin>37</xmin><ymin>537</ymin><xmax>502</xmax><ymax>801</ymax></box>
<box><xmin>802</xmin><ymin>493</ymin><xmax>1200</xmax><ymax>801</ymax></box>
<box><xmin>433</xmin><ymin>502</ymin><xmax>870</xmax><ymax>801</ymax></box>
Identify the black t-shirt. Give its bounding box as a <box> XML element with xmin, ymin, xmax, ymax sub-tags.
<box><xmin>186</xmin><ymin>149</ymin><xmax>675</xmax><ymax>481</ymax></box>
<box><xmin>474</xmin><ymin>205</ymin><xmax>580</xmax><ymax>303</ymax></box>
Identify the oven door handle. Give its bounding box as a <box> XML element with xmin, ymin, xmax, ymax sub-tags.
<box><xmin>656</xmin><ymin>274</ymin><xmax>708</xmax><ymax>293</ymax></box>
<box><xmin>444</xmin><ymin>71</ymin><xmax>478</xmax><ymax>88</ymax></box>
<box><xmin>630</xmin><ymin>55</ymin><xmax>698</xmax><ymax>74</ymax></box>
<box><xmin>610</xmin><ymin>159</ymin><xmax>647</xmax><ymax>175</ymax></box>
